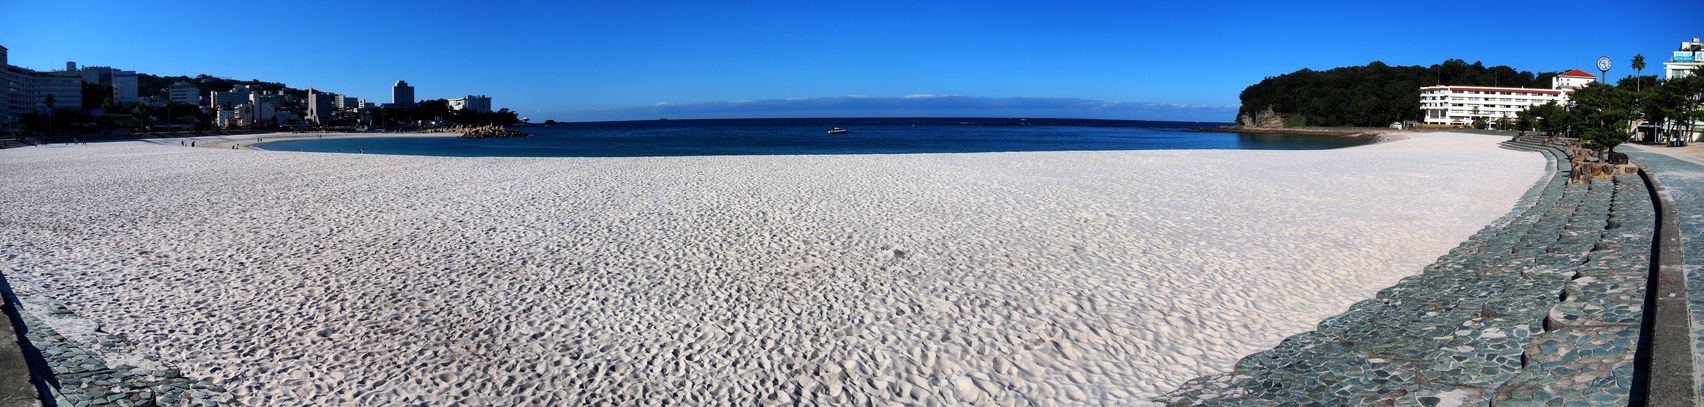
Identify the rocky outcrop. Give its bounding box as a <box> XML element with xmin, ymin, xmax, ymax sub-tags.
<box><xmin>1566</xmin><ymin>147</ymin><xmax>1639</xmax><ymax>183</ymax></box>
<box><xmin>1569</xmin><ymin>162</ymin><xmax>1639</xmax><ymax>184</ymax></box>
<box><xmin>1237</xmin><ymin>106</ymin><xmax>1285</xmax><ymax>128</ymax></box>
<box><xmin>423</xmin><ymin>124</ymin><xmax>527</xmax><ymax>138</ymax></box>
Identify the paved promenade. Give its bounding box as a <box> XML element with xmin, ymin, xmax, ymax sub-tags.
<box><xmin>1624</xmin><ymin>144</ymin><xmax>1704</xmax><ymax>400</ymax></box>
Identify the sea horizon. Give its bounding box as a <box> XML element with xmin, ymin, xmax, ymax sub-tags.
<box><xmin>255</xmin><ymin>117</ymin><xmax>1358</xmax><ymax>158</ymax></box>
<box><xmin>536</xmin><ymin>116</ymin><xmax>1236</xmax><ymax>127</ymax></box>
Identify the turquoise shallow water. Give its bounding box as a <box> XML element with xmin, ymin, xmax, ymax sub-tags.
<box><xmin>256</xmin><ymin>117</ymin><xmax>1372</xmax><ymax>157</ymax></box>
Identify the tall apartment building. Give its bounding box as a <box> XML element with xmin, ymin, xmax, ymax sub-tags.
<box><xmin>248</xmin><ymin>90</ymin><xmax>286</xmax><ymax>122</ymax></box>
<box><xmin>1665</xmin><ymin>37</ymin><xmax>1704</xmax><ymax>80</ymax></box>
<box><xmin>0</xmin><ymin>53</ymin><xmax>82</xmax><ymax>130</ymax></box>
<box><xmin>65</xmin><ymin>62</ymin><xmax>139</xmax><ymax>104</ymax></box>
<box><xmin>306</xmin><ymin>88</ymin><xmax>334</xmax><ymax>125</ymax></box>
<box><xmin>334</xmin><ymin>94</ymin><xmax>360</xmax><ymax>110</ymax></box>
<box><xmin>34</xmin><ymin>71</ymin><xmax>84</xmax><ymax>111</ymax></box>
<box><xmin>0</xmin><ymin>44</ymin><xmax>12</xmax><ymax>129</ymax></box>
<box><xmin>111</xmin><ymin>70</ymin><xmax>138</xmax><ymax>104</ymax></box>
<box><xmin>209</xmin><ymin>85</ymin><xmax>257</xmax><ymax>109</ymax></box>
<box><xmin>1661</xmin><ymin>36</ymin><xmax>1704</xmax><ymax>142</ymax></box>
<box><xmin>391</xmin><ymin>80</ymin><xmax>414</xmax><ymax>107</ymax></box>
<box><xmin>167</xmin><ymin>81</ymin><xmax>201</xmax><ymax>105</ymax></box>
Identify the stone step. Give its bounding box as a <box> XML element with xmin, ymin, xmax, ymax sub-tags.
<box><xmin>1491</xmin><ymin>326</ymin><xmax>1640</xmax><ymax>405</ymax></box>
<box><xmin>1156</xmin><ymin>153</ymin><xmax>1657</xmax><ymax>405</ymax></box>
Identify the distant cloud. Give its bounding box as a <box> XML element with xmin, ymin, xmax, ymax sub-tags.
<box><xmin>556</xmin><ymin>95</ymin><xmax>1237</xmax><ymax>123</ymax></box>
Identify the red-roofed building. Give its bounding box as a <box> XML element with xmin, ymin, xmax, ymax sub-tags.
<box><xmin>1552</xmin><ymin>70</ymin><xmax>1597</xmax><ymax>91</ymax></box>
<box><xmin>1419</xmin><ymin>68</ymin><xmax>1594</xmax><ymax>127</ymax></box>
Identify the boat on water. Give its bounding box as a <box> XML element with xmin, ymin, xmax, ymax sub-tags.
<box><xmin>827</xmin><ymin>127</ymin><xmax>848</xmax><ymax>135</ymax></box>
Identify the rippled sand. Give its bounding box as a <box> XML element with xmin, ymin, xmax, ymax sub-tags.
<box><xmin>0</xmin><ymin>133</ymin><xmax>1543</xmax><ymax>405</ymax></box>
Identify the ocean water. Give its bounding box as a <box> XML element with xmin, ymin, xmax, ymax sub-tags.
<box><xmin>256</xmin><ymin>117</ymin><xmax>1370</xmax><ymax>157</ymax></box>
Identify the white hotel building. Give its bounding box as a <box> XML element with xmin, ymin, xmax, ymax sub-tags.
<box><xmin>1663</xmin><ymin>37</ymin><xmax>1703</xmax><ymax>80</ymax></box>
<box><xmin>1419</xmin><ymin>70</ymin><xmax>1596</xmax><ymax>127</ymax></box>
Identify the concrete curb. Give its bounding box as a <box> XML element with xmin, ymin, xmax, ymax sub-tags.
<box><xmin>1637</xmin><ymin>168</ymin><xmax>1699</xmax><ymax>406</ymax></box>
<box><xmin>0</xmin><ymin>279</ymin><xmax>41</xmax><ymax>407</ymax></box>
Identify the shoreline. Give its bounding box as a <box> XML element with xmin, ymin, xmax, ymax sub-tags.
<box><xmin>0</xmin><ymin>132</ymin><xmax>1544</xmax><ymax>404</ymax></box>
<box><xmin>144</xmin><ymin>132</ymin><xmax>457</xmax><ymax>150</ymax></box>
<box><xmin>1191</xmin><ymin>126</ymin><xmax>1410</xmax><ymax>143</ymax></box>
<box><xmin>149</xmin><ymin>126</ymin><xmax>1394</xmax><ymax>158</ymax></box>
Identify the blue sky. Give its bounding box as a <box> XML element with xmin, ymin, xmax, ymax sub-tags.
<box><xmin>2</xmin><ymin>0</ymin><xmax>1699</xmax><ymax>122</ymax></box>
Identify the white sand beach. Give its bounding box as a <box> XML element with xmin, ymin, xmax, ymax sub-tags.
<box><xmin>0</xmin><ymin>132</ymin><xmax>1543</xmax><ymax>405</ymax></box>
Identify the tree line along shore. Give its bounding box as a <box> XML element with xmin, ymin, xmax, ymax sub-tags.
<box><xmin>1231</xmin><ymin>58</ymin><xmax>1704</xmax><ymax>164</ymax></box>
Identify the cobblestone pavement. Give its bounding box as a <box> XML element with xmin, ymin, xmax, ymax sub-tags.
<box><xmin>1159</xmin><ymin>140</ymin><xmax>1656</xmax><ymax>406</ymax></box>
<box><xmin>1623</xmin><ymin>145</ymin><xmax>1704</xmax><ymax>400</ymax></box>
<box><xmin>4</xmin><ymin>293</ymin><xmax>238</xmax><ymax>406</ymax></box>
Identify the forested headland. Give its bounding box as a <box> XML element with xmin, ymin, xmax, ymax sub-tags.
<box><xmin>1237</xmin><ymin>60</ymin><xmax>1557</xmax><ymax>127</ymax></box>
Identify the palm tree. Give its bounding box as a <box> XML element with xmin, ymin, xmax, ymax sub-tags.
<box><xmin>164</xmin><ymin>100</ymin><xmax>177</xmax><ymax>132</ymax></box>
<box><xmin>1632</xmin><ymin>54</ymin><xmax>1647</xmax><ymax>92</ymax></box>
<box><xmin>1631</xmin><ymin>54</ymin><xmax>1649</xmax><ymax>138</ymax></box>
<box><xmin>43</xmin><ymin>93</ymin><xmax>55</xmax><ymax>137</ymax></box>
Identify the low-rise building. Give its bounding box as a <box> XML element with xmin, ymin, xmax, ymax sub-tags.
<box><xmin>210</xmin><ymin>85</ymin><xmax>292</xmax><ymax>125</ymax></box>
<box><xmin>215</xmin><ymin>107</ymin><xmax>246</xmax><ymax>128</ymax></box>
<box><xmin>1418</xmin><ymin>70</ymin><xmax>1594</xmax><ymax>127</ymax></box>
<box><xmin>1550</xmin><ymin>69</ymin><xmax>1597</xmax><ymax>91</ymax></box>
<box><xmin>1419</xmin><ymin>86</ymin><xmax>1566</xmax><ymax>127</ymax></box>
<box><xmin>448</xmin><ymin>95</ymin><xmax>492</xmax><ymax>113</ymax></box>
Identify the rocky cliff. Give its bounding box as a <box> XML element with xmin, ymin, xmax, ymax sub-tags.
<box><xmin>1237</xmin><ymin>106</ymin><xmax>1285</xmax><ymax>128</ymax></box>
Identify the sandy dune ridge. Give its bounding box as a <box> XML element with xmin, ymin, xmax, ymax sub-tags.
<box><xmin>0</xmin><ymin>133</ymin><xmax>1542</xmax><ymax>405</ymax></box>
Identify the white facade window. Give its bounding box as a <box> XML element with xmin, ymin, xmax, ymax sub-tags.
<box><xmin>1417</xmin><ymin>85</ymin><xmax>1571</xmax><ymax>126</ymax></box>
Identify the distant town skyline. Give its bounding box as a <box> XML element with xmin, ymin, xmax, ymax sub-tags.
<box><xmin>2</xmin><ymin>0</ymin><xmax>1700</xmax><ymax>122</ymax></box>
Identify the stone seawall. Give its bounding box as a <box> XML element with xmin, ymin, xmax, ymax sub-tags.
<box><xmin>1637</xmin><ymin>167</ymin><xmax>1699</xmax><ymax>406</ymax></box>
<box><xmin>1158</xmin><ymin>139</ymin><xmax>1681</xmax><ymax>405</ymax></box>
<box><xmin>0</xmin><ymin>280</ymin><xmax>238</xmax><ymax>405</ymax></box>
<box><xmin>0</xmin><ymin>274</ymin><xmax>41</xmax><ymax>406</ymax></box>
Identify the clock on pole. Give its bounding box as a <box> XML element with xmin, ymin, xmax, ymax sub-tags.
<box><xmin>1596</xmin><ymin>56</ymin><xmax>1611</xmax><ymax>83</ymax></box>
